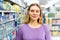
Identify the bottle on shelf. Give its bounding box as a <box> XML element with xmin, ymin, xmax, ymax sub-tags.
<box><xmin>0</xmin><ymin>24</ymin><xmax>4</xmax><ymax>40</ymax></box>
<box><xmin>12</xmin><ymin>4</ymin><xmax>20</xmax><ymax>12</ymax></box>
<box><xmin>0</xmin><ymin>0</ymin><xmax>3</xmax><ymax>10</ymax></box>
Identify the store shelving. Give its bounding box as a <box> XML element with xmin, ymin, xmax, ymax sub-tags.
<box><xmin>0</xmin><ymin>19</ymin><xmax>15</xmax><ymax>24</ymax></box>
<box><xmin>0</xmin><ymin>11</ymin><xmax>18</xmax><ymax>40</ymax></box>
<box><xmin>10</xmin><ymin>0</ymin><xmax>25</xmax><ymax>8</ymax></box>
<box><xmin>0</xmin><ymin>7</ymin><xmax>25</xmax><ymax>40</ymax></box>
<box><xmin>45</xmin><ymin>11</ymin><xmax>60</xmax><ymax>36</ymax></box>
<box><xmin>52</xmin><ymin>24</ymin><xmax>60</xmax><ymax>26</ymax></box>
<box><xmin>52</xmin><ymin>18</ymin><xmax>60</xmax><ymax>20</ymax></box>
<box><xmin>0</xmin><ymin>0</ymin><xmax>25</xmax><ymax>40</ymax></box>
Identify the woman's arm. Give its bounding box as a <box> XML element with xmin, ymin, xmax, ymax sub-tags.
<box><xmin>44</xmin><ymin>24</ymin><xmax>51</xmax><ymax>40</ymax></box>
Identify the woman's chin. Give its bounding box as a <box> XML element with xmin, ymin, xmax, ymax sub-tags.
<box><xmin>31</xmin><ymin>18</ymin><xmax>38</xmax><ymax>21</ymax></box>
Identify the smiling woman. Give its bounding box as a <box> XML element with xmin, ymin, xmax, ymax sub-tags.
<box><xmin>24</xmin><ymin>3</ymin><xmax>42</xmax><ymax>24</ymax></box>
<box><xmin>16</xmin><ymin>3</ymin><xmax>51</xmax><ymax>40</ymax></box>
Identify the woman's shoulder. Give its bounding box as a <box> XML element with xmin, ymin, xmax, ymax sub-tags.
<box><xmin>19</xmin><ymin>23</ymin><xmax>26</xmax><ymax>26</ymax></box>
<box><xmin>42</xmin><ymin>23</ymin><xmax>50</xmax><ymax>30</ymax></box>
<box><xmin>17</xmin><ymin>24</ymin><xmax>26</xmax><ymax>33</ymax></box>
<box><xmin>18</xmin><ymin>23</ymin><xmax>27</xmax><ymax>29</ymax></box>
<box><xmin>42</xmin><ymin>24</ymin><xmax>48</xmax><ymax>27</ymax></box>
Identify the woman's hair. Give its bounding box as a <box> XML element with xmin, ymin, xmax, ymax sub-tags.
<box><xmin>24</xmin><ymin>3</ymin><xmax>42</xmax><ymax>24</ymax></box>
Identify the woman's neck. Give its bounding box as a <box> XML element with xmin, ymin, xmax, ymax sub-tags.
<box><xmin>29</xmin><ymin>20</ymin><xmax>39</xmax><ymax>26</ymax></box>
<box><xmin>28</xmin><ymin>20</ymin><xmax>41</xmax><ymax>28</ymax></box>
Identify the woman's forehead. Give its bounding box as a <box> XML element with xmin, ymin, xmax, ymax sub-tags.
<box><xmin>30</xmin><ymin>6</ymin><xmax>40</xmax><ymax>10</ymax></box>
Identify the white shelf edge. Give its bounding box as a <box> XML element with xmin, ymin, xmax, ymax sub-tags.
<box><xmin>52</xmin><ymin>24</ymin><xmax>60</xmax><ymax>26</ymax></box>
<box><xmin>0</xmin><ymin>11</ymin><xmax>20</xmax><ymax>12</ymax></box>
<box><xmin>0</xmin><ymin>19</ymin><xmax>15</xmax><ymax>24</ymax></box>
<box><xmin>50</xmin><ymin>30</ymin><xmax>60</xmax><ymax>31</ymax></box>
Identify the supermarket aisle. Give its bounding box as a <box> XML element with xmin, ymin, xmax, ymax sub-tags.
<box><xmin>0</xmin><ymin>0</ymin><xmax>60</xmax><ymax>40</ymax></box>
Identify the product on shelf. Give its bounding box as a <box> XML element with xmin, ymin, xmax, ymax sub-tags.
<box><xmin>0</xmin><ymin>30</ymin><xmax>4</xmax><ymax>40</ymax></box>
<box><xmin>55</xmin><ymin>13</ymin><xmax>60</xmax><ymax>18</ymax></box>
<box><xmin>0</xmin><ymin>2</ymin><xmax>3</xmax><ymax>10</ymax></box>
<box><xmin>16</xmin><ymin>14</ymin><xmax>23</xmax><ymax>24</ymax></box>
<box><xmin>52</xmin><ymin>20</ymin><xmax>57</xmax><ymax>24</ymax></box>
<box><xmin>57</xmin><ymin>20</ymin><xmax>60</xmax><ymax>24</ymax></box>
<box><xmin>57</xmin><ymin>32</ymin><xmax>60</xmax><ymax>36</ymax></box>
<box><xmin>0</xmin><ymin>24</ymin><xmax>4</xmax><ymax>40</ymax></box>
<box><xmin>11</xmin><ymin>31</ymin><xmax>16</xmax><ymax>40</ymax></box>
<box><xmin>45</xmin><ymin>18</ymin><xmax>49</xmax><ymax>24</ymax></box>
<box><xmin>3</xmin><ymin>1</ymin><xmax>12</xmax><ymax>11</ymax></box>
<box><xmin>45</xmin><ymin>13</ymin><xmax>48</xmax><ymax>18</ymax></box>
<box><xmin>4</xmin><ymin>12</ymin><xmax>10</xmax><ymax>20</ymax></box>
<box><xmin>51</xmin><ymin>26</ymin><xmax>58</xmax><ymax>36</ymax></box>
<box><xmin>0</xmin><ymin>13</ymin><xmax>2</xmax><ymax>22</ymax></box>
<box><xmin>14</xmin><ymin>21</ymin><xmax>18</xmax><ymax>27</ymax></box>
<box><xmin>48</xmin><ymin>18</ymin><xmax>52</xmax><ymax>24</ymax></box>
<box><xmin>48</xmin><ymin>13</ymin><xmax>55</xmax><ymax>18</ymax></box>
<box><xmin>52</xmin><ymin>31</ymin><xmax>58</xmax><ymax>36</ymax></box>
<box><xmin>9</xmin><ymin>12</ymin><xmax>15</xmax><ymax>19</ymax></box>
<box><xmin>12</xmin><ymin>4</ymin><xmax>20</xmax><ymax>12</ymax></box>
<box><xmin>8</xmin><ymin>33</ymin><xmax>12</xmax><ymax>40</ymax></box>
<box><xmin>56</xmin><ymin>7</ymin><xmax>60</xmax><ymax>11</ymax></box>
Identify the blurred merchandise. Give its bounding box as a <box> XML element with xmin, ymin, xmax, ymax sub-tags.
<box><xmin>0</xmin><ymin>11</ymin><xmax>19</xmax><ymax>40</ymax></box>
<box><xmin>0</xmin><ymin>1</ymin><xmax>3</xmax><ymax>10</ymax></box>
<box><xmin>12</xmin><ymin>4</ymin><xmax>20</xmax><ymax>12</ymax></box>
<box><xmin>52</xmin><ymin>20</ymin><xmax>57</xmax><ymax>24</ymax></box>
<box><xmin>3</xmin><ymin>1</ymin><xmax>12</xmax><ymax>11</ymax></box>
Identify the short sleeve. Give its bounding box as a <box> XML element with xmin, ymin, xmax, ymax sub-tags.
<box><xmin>16</xmin><ymin>25</ymin><xmax>23</xmax><ymax>40</ymax></box>
<box><xmin>43</xmin><ymin>24</ymin><xmax>51</xmax><ymax>40</ymax></box>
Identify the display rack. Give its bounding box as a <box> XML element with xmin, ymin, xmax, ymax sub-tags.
<box><xmin>10</xmin><ymin>0</ymin><xmax>25</xmax><ymax>8</ymax></box>
<box><xmin>45</xmin><ymin>12</ymin><xmax>60</xmax><ymax>36</ymax></box>
<box><xmin>1</xmin><ymin>0</ymin><xmax>27</xmax><ymax>40</ymax></box>
<box><xmin>0</xmin><ymin>11</ymin><xmax>19</xmax><ymax>40</ymax></box>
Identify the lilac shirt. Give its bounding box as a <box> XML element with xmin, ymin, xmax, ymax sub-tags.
<box><xmin>16</xmin><ymin>24</ymin><xmax>51</xmax><ymax>40</ymax></box>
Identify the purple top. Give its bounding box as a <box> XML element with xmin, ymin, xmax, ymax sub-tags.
<box><xmin>16</xmin><ymin>24</ymin><xmax>51</xmax><ymax>40</ymax></box>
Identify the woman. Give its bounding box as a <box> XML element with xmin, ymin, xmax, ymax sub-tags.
<box><xmin>16</xmin><ymin>3</ymin><xmax>51</xmax><ymax>40</ymax></box>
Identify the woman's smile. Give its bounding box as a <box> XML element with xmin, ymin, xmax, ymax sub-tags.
<box><xmin>32</xmin><ymin>15</ymin><xmax>38</xmax><ymax>18</ymax></box>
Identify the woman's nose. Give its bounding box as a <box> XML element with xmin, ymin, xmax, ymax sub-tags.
<box><xmin>34</xmin><ymin>11</ymin><xmax>37</xmax><ymax>14</ymax></box>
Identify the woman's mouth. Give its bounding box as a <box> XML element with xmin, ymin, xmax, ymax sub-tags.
<box><xmin>32</xmin><ymin>16</ymin><xmax>37</xmax><ymax>18</ymax></box>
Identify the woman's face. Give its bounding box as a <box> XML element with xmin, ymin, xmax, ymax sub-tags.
<box><xmin>29</xmin><ymin>6</ymin><xmax>40</xmax><ymax>21</ymax></box>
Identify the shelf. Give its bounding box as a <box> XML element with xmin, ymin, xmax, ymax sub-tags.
<box><xmin>7</xmin><ymin>27</ymin><xmax>18</xmax><ymax>34</ymax></box>
<box><xmin>52</xmin><ymin>24</ymin><xmax>60</xmax><ymax>26</ymax></box>
<box><xmin>46</xmin><ymin>18</ymin><xmax>60</xmax><ymax>20</ymax></box>
<box><xmin>0</xmin><ymin>19</ymin><xmax>15</xmax><ymax>24</ymax></box>
<box><xmin>50</xmin><ymin>30</ymin><xmax>60</xmax><ymax>32</ymax></box>
<box><xmin>0</xmin><ymin>11</ymin><xmax>19</xmax><ymax>12</ymax></box>
<box><xmin>2</xmin><ymin>27</ymin><xmax>18</xmax><ymax>36</ymax></box>
<box><xmin>52</xmin><ymin>18</ymin><xmax>60</xmax><ymax>20</ymax></box>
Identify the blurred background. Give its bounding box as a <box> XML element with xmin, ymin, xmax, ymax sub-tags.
<box><xmin>0</xmin><ymin>0</ymin><xmax>60</xmax><ymax>40</ymax></box>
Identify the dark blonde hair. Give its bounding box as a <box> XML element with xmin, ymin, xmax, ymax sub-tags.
<box><xmin>24</xmin><ymin>3</ymin><xmax>42</xmax><ymax>24</ymax></box>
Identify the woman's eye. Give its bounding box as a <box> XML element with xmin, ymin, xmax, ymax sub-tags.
<box><xmin>31</xmin><ymin>10</ymin><xmax>34</xmax><ymax>12</ymax></box>
<box><xmin>36</xmin><ymin>10</ymin><xmax>39</xmax><ymax>13</ymax></box>
<box><xmin>30</xmin><ymin>10</ymin><xmax>40</xmax><ymax>13</ymax></box>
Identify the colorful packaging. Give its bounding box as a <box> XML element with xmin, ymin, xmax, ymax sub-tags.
<box><xmin>52</xmin><ymin>20</ymin><xmax>57</xmax><ymax>24</ymax></box>
<box><xmin>12</xmin><ymin>4</ymin><xmax>20</xmax><ymax>12</ymax></box>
